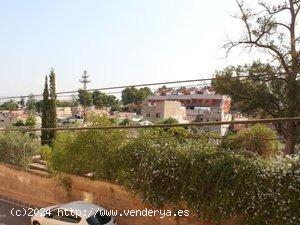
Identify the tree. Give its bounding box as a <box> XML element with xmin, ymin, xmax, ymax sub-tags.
<box><xmin>78</xmin><ymin>89</ymin><xmax>93</xmax><ymax>107</ymax></box>
<box><xmin>0</xmin><ymin>100</ymin><xmax>18</xmax><ymax>111</ymax></box>
<box><xmin>213</xmin><ymin>0</ymin><xmax>300</xmax><ymax>154</ymax></box>
<box><xmin>121</xmin><ymin>87</ymin><xmax>152</xmax><ymax>106</ymax></box>
<box><xmin>19</xmin><ymin>97</ymin><xmax>25</xmax><ymax>108</ymax></box>
<box><xmin>41</xmin><ymin>76</ymin><xmax>50</xmax><ymax>145</ymax></box>
<box><xmin>49</xmin><ymin>68</ymin><xmax>57</xmax><ymax>142</ymax></box>
<box><xmin>56</xmin><ymin>100</ymin><xmax>74</xmax><ymax>107</ymax></box>
<box><xmin>35</xmin><ymin>100</ymin><xmax>43</xmax><ymax>113</ymax></box>
<box><xmin>92</xmin><ymin>90</ymin><xmax>119</xmax><ymax>109</ymax></box>
<box><xmin>0</xmin><ymin>132</ymin><xmax>40</xmax><ymax>168</ymax></box>
<box><xmin>26</xmin><ymin>94</ymin><xmax>37</xmax><ymax>112</ymax></box>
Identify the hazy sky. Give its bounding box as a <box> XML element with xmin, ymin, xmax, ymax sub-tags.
<box><xmin>0</xmin><ymin>0</ymin><xmax>259</xmax><ymax>98</ymax></box>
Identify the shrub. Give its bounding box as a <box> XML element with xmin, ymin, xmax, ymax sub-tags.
<box><xmin>157</xmin><ymin>117</ymin><xmax>179</xmax><ymax>124</ymax></box>
<box><xmin>0</xmin><ymin>131</ymin><xmax>40</xmax><ymax>167</ymax></box>
<box><xmin>48</xmin><ymin>124</ymin><xmax>300</xmax><ymax>225</ymax></box>
<box><xmin>222</xmin><ymin>124</ymin><xmax>279</xmax><ymax>158</ymax></box>
<box><xmin>50</xmin><ymin>115</ymin><xmax>126</xmax><ymax>179</ymax></box>
<box><xmin>121</xmin><ymin>136</ymin><xmax>300</xmax><ymax>225</ymax></box>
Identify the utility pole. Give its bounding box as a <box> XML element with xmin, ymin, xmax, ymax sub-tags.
<box><xmin>79</xmin><ymin>70</ymin><xmax>91</xmax><ymax>124</ymax></box>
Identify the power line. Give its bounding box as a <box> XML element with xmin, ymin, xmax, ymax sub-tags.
<box><xmin>0</xmin><ymin>117</ymin><xmax>299</xmax><ymax>132</ymax></box>
<box><xmin>0</xmin><ymin>73</ymin><xmax>281</xmax><ymax>101</ymax></box>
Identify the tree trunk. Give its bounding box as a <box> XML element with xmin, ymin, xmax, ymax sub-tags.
<box><xmin>284</xmin><ymin>121</ymin><xmax>296</xmax><ymax>154</ymax></box>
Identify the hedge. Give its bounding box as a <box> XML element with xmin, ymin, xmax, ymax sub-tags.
<box><xmin>48</xmin><ymin>128</ymin><xmax>300</xmax><ymax>225</ymax></box>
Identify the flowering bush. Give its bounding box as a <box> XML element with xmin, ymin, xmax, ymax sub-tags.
<box><xmin>48</xmin><ymin>126</ymin><xmax>300</xmax><ymax>225</ymax></box>
<box><xmin>119</xmin><ymin>130</ymin><xmax>299</xmax><ymax>225</ymax></box>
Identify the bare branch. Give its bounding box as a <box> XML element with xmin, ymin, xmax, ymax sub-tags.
<box><xmin>259</xmin><ymin>1</ymin><xmax>290</xmax><ymax>15</ymax></box>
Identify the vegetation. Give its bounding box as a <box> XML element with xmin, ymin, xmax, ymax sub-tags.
<box><xmin>92</xmin><ymin>90</ymin><xmax>119</xmax><ymax>109</ymax></box>
<box><xmin>49</xmin><ymin>69</ymin><xmax>57</xmax><ymax>142</ymax></box>
<box><xmin>0</xmin><ymin>100</ymin><xmax>18</xmax><ymax>111</ymax></box>
<box><xmin>222</xmin><ymin>124</ymin><xmax>280</xmax><ymax>158</ymax></box>
<box><xmin>0</xmin><ymin>132</ymin><xmax>39</xmax><ymax>168</ymax></box>
<box><xmin>26</xmin><ymin>94</ymin><xmax>37</xmax><ymax>112</ymax></box>
<box><xmin>78</xmin><ymin>89</ymin><xmax>93</xmax><ymax>107</ymax></box>
<box><xmin>41</xmin><ymin>69</ymin><xmax>57</xmax><ymax>146</ymax></box>
<box><xmin>213</xmin><ymin>0</ymin><xmax>300</xmax><ymax>154</ymax></box>
<box><xmin>121</xmin><ymin>87</ymin><xmax>152</xmax><ymax>106</ymax></box>
<box><xmin>44</xmin><ymin>116</ymin><xmax>300</xmax><ymax>225</ymax></box>
<box><xmin>50</xmin><ymin>115</ymin><xmax>126</xmax><ymax>180</ymax></box>
<box><xmin>157</xmin><ymin>117</ymin><xmax>179</xmax><ymax>124</ymax></box>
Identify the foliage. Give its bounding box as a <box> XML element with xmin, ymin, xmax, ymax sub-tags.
<box><xmin>26</xmin><ymin>94</ymin><xmax>37</xmax><ymax>112</ymax></box>
<box><xmin>87</xmin><ymin>113</ymin><xmax>116</xmax><ymax>126</ymax></box>
<box><xmin>119</xmin><ymin>118</ymin><xmax>131</xmax><ymax>126</ymax></box>
<box><xmin>121</xmin><ymin>87</ymin><xmax>152</xmax><ymax>106</ymax></box>
<box><xmin>0</xmin><ymin>100</ymin><xmax>18</xmax><ymax>111</ymax></box>
<box><xmin>222</xmin><ymin>124</ymin><xmax>280</xmax><ymax>158</ymax></box>
<box><xmin>35</xmin><ymin>100</ymin><xmax>43</xmax><ymax>113</ymax></box>
<box><xmin>41</xmin><ymin>69</ymin><xmax>57</xmax><ymax>146</ymax></box>
<box><xmin>0</xmin><ymin>131</ymin><xmax>40</xmax><ymax>168</ymax></box>
<box><xmin>121</xmin><ymin>134</ymin><xmax>299</xmax><ymax>225</ymax></box>
<box><xmin>92</xmin><ymin>91</ymin><xmax>119</xmax><ymax>109</ymax></box>
<box><xmin>41</xmin><ymin>76</ymin><xmax>50</xmax><ymax>145</ymax></box>
<box><xmin>25</xmin><ymin>115</ymin><xmax>36</xmax><ymax>127</ymax></box>
<box><xmin>50</xmin><ymin>116</ymin><xmax>126</xmax><ymax>180</ymax></box>
<box><xmin>78</xmin><ymin>89</ymin><xmax>93</xmax><ymax>107</ymax></box>
<box><xmin>13</xmin><ymin>120</ymin><xmax>25</xmax><ymax>127</ymax></box>
<box><xmin>47</xmin><ymin>121</ymin><xmax>300</xmax><ymax>225</ymax></box>
<box><xmin>217</xmin><ymin>0</ymin><xmax>300</xmax><ymax>154</ymax></box>
<box><xmin>157</xmin><ymin>117</ymin><xmax>179</xmax><ymax>124</ymax></box>
<box><xmin>56</xmin><ymin>100</ymin><xmax>77</xmax><ymax>107</ymax></box>
<box><xmin>48</xmin><ymin>68</ymin><xmax>57</xmax><ymax>142</ymax></box>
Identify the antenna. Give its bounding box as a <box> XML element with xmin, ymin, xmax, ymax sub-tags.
<box><xmin>79</xmin><ymin>70</ymin><xmax>91</xmax><ymax>91</ymax></box>
<box><xmin>79</xmin><ymin>70</ymin><xmax>92</xmax><ymax>124</ymax></box>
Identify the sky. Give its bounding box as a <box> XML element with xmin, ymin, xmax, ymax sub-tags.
<box><xmin>0</xmin><ymin>0</ymin><xmax>260</xmax><ymax>99</ymax></box>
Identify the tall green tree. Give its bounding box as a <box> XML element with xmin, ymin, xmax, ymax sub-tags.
<box><xmin>41</xmin><ymin>69</ymin><xmax>57</xmax><ymax>146</ymax></box>
<box><xmin>41</xmin><ymin>76</ymin><xmax>50</xmax><ymax>145</ymax></box>
<box><xmin>213</xmin><ymin>0</ymin><xmax>300</xmax><ymax>154</ymax></box>
<box><xmin>49</xmin><ymin>69</ymin><xmax>57</xmax><ymax>141</ymax></box>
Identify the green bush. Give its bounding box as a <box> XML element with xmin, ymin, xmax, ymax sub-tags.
<box><xmin>0</xmin><ymin>131</ymin><xmax>40</xmax><ymax>167</ymax></box>
<box><xmin>120</xmin><ymin>135</ymin><xmax>300</xmax><ymax>225</ymax></box>
<box><xmin>222</xmin><ymin>124</ymin><xmax>279</xmax><ymax>158</ymax></box>
<box><xmin>48</xmin><ymin>124</ymin><xmax>300</xmax><ymax>225</ymax></box>
<box><xmin>50</xmin><ymin>115</ymin><xmax>126</xmax><ymax>179</ymax></box>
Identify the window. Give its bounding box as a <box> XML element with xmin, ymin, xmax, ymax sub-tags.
<box><xmin>156</xmin><ymin>113</ymin><xmax>161</xmax><ymax>118</ymax></box>
<box><xmin>86</xmin><ymin>211</ymin><xmax>111</xmax><ymax>225</ymax></box>
<box><xmin>45</xmin><ymin>209</ymin><xmax>61</xmax><ymax>221</ymax></box>
<box><xmin>61</xmin><ymin>213</ymin><xmax>81</xmax><ymax>223</ymax></box>
<box><xmin>146</xmin><ymin>113</ymin><xmax>150</xmax><ymax>118</ymax></box>
<box><xmin>46</xmin><ymin>209</ymin><xmax>81</xmax><ymax>223</ymax></box>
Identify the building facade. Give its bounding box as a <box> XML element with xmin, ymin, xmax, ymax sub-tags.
<box><xmin>141</xmin><ymin>100</ymin><xmax>187</xmax><ymax>123</ymax></box>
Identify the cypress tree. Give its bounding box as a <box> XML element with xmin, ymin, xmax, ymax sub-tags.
<box><xmin>48</xmin><ymin>68</ymin><xmax>57</xmax><ymax>142</ymax></box>
<box><xmin>41</xmin><ymin>76</ymin><xmax>50</xmax><ymax>145</ymax></box>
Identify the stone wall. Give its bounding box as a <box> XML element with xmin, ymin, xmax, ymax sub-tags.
<box><xmin>0</xmin><ymin>163</ymin><xmax>236</xmax><ymax>225</ymax></box>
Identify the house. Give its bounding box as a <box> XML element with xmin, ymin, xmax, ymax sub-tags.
<box><xmin>56</xmin><ymin>107</ymin><xmax>72</xmax><ymax>118</ymax></box>
<box><xmin>144</xmin><ymin>86</ymin><xmax>232</xmax><ymax>135</ymax></box>
<box><xmin>141</xmin><ymin>100</ymin><xmax>187</xmax><ymax>123</ymax></box>
<box><xmin>196</xmin><ymin>109</ymin><xmax>232</xmax><ymax>136</ymax></box>
<box><xmin>0</xmin><ymin>110</ymin><xmax>27</xmax><ymax>128</ymax></box>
